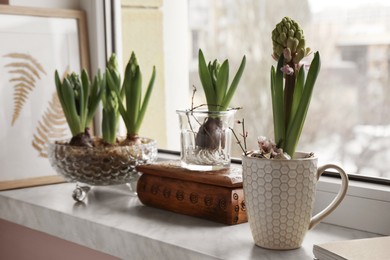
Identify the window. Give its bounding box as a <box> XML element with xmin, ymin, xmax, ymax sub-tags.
<box><xmin>115</xmin><ymin>0</ymin><xmax>389</xmax><ymax>234</ymax></box>
<box><xmin>187</xmin><ymin>0</ymin><xmax>390</xmax><ymax>182</ymax></box>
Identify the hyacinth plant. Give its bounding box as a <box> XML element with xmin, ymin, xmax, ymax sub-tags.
<box><xmin>194</xmin><ymin>49</ymin><xmax>246</xmax><ymax>150</ymax></box>
<box><xmin>269</xmin><ymin>17</ymin><xmax>321</xmax><ymax>158</ymax></box>
<box><xmin>198</xmin><ymin>49</ymin><xmax>246</xmax><ymax>112</ymax></box>
<box><xmin>107</xmin><ymin>52</ymin><xmax>156</xmax><ymax>145</ymax></box>
<box><xmin>231</xmin><ymin>17</ymin><xmax>321</xmax><ymax>159</ymax></box>
<box><xmin>55</xmin><ymin>69</ymin><xmax>104</xmax><ymax>147</ymax></box>
<box><xmin>102</xmin><ymin>54</ymin><xmax>121</xmax><ymax>145</ymax></box>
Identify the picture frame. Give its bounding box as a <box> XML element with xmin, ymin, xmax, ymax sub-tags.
<box><xmin>0</xmin><ymin>5</ymin><xmax>90</xmax><ymax>190</ymax></box>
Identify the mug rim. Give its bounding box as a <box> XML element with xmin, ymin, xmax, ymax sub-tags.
<box><xmin>242</xmin><ymin>151</ymin><xmax>318</xmax><ymax>161</ymax></box>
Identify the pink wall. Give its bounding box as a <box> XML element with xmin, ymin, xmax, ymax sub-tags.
<box><xmin>0</xmin><ymin>218</ymin><xmax>119</xmax><ymax>260</ymax></box>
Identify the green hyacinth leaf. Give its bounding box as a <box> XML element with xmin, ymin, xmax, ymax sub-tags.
<box><xmin>221</xmin><ymin>55</ymin><xmax>246</xmax><ymax>111</ymax></box>
<box><xmin>135</xmin><ymin>66</ymin><xmax>156</xmax><ymax>134</ymax></box>
<box><xmin>216</xmin><ymin>60</ymin><xmax>229</xmax><ymax>110</ymax></box>
<box><xmin>198</xmin><ymin>49</ymin><xmax>216</xmax><ymax>110</ymax></box>
<box><xmin>288</xmin><ymin>66</ymin><xmax>305</xmax><ymax>130</ymax></box>
<box><xmin>272</xmin><ymin>55</ymin><xmax>285</xmax><ymax>147</ymax></box>
<box><xmin>285</xmin><ymin>52</ymin><xmax>321</xmax><ymax>157</ymax></box>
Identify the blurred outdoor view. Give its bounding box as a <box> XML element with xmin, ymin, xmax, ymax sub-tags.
<box><xmin>188</xmin><ymin>0</ymin><xmax>390</xmax><ymax>179</ymax></box>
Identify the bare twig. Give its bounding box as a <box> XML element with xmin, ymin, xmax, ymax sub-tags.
<box><xmin>241</xmin><ymin>118</ymin><xmax>247</xmax><ymax>152</ymax></box>
<box><xmin>230</xmin><ymin>118</ymin><xmax>249</xmax><ymax>155</ymax></box>
<box><xmin>229</xmin><ymin>127</ymin><xmax>248</xmax><ymax>155</ymax></box>
<box><xmin>191</xmin><ymin>85</ymin><xmax>197</xmax><ymax>110</ymax></box>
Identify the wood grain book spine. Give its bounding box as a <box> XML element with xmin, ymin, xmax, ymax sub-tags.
<box><xmin>137</xmin><ymin>174</ymin><xmax>247</xmax><ymax>225</ymax></box>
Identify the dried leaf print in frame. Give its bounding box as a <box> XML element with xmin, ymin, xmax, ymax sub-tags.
<box><xmin>0</xmin><ymin>5</ymin><xmax>90</xmax><ymax>190</ymax></box>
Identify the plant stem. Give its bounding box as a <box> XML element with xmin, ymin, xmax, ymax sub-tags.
<box><xmin>284</xmin><ymin>61</ymin><xmax>296</xmax><ymax>131</ymax></box>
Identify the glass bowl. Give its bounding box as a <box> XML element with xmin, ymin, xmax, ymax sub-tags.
<box><xmin>48</xmin><ymin>137</ymin><xmax>158</xmax><ymax>186</ymax></box>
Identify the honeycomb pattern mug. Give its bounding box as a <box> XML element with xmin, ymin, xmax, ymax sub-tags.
<box><xmin>241</xmin><ymin>152</ymin><xmax>349</xmax><ymax>250</ymax></box>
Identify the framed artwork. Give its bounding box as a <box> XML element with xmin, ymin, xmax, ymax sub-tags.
<box><xmin>0</xmin><ymin>5</ymin><xmax>90</xmax><ymax>190</ymax></box>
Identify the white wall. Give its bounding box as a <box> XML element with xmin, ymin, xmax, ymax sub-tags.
<box><xmin>162</xmin><ymin>0</ymin><xmax>190</xmax><ymax>150</ymax></box>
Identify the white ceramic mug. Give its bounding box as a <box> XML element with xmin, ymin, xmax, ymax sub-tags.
<box><xmin>242</xmin><ymin>152</ymin><xmax>349</xmax><ymax>250</ymax></box>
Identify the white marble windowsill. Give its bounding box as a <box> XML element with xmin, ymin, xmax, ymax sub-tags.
<box><xmin>0</xmin><ymin>182</ymin><xmax>381</xmax><ymax>260</ymax></box>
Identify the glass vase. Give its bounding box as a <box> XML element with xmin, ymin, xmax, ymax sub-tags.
<box><xmin>177</xmin><ymin>109</ymin><xmax>236</xmax><ymax>171</ymax></box>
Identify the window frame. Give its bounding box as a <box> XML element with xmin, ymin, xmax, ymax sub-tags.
<box><xmin>102</xmin><ymin>0</ymin><xmax>390</xmax><ymax>235</ymax></box>
<box><xmin>314</xmin><ymin>175</ymin><xmax>390</xmax><ymax>235</ymax></box>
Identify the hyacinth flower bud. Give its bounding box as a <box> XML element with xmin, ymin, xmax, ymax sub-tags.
<box><xmin>68</xmin><ymin>73</ymin><xmax>83</xmax><ymax>114</ymax></box>
<box><xmin>208</xmin><ymin>59</ymin><xmax>221</xmax><ymax>87</ymax></box>
<box><xmin>128</xmin><ymin>52</ymin><xmax>139</xmax><ymax>78</ymax></box>
<box><xmin>281</xmin><ymin>64</ymin><xmax>294</xmax><ymax>75</ymax></box>
<box><xmin>271</xmin><ymin>17</ymin><xmax>308</xmax><ymax>64</ymax></box>
<box><xmin>293</xmin><ymin>48</ymin><xmax>306</xmax><ymax>64</ymax></box>
<box><xmin>107</xmin><ymin>53</ymin><xmax>120</xmax><ymax>84</ymax></box>
<box><xmin>287</xmin><ymin>37</ymin><xmax>299</xmax><ymax>54</ymax></box>
<box><xmin>283</xmin><ymin>48</ymin><xmax>292</xmax><ymax>62</ymax></box>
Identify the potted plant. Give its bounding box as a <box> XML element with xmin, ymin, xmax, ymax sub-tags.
<box><xmin>48</xmin><ymin>53</ymin><xmax>158</xmax><ymax>199</ymax></box>
<box><xmin>177</xmin><ymin>49</ymin><xmax>246</xmax><ymax>170</ymax></box>
<box><xmin>236</xmin><ymin>17</ymin><xmax>349</xmax><ymax>250</ymax></box>
<box><xmin>106</xmin><ymin>52</ymin><xmax>156</xmax><ymax>146</ymax></box>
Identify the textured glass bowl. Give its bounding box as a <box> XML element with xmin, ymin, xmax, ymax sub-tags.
<box><xmin>48</xmin><ymin>137</ymin><xmax>158</xmax><ymax>186</ymax></box>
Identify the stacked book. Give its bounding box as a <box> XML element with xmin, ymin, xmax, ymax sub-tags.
<box><xmin>313</xmin><ymin>236</ymin><xmax>390</xmax><ymax>260</ymax></box>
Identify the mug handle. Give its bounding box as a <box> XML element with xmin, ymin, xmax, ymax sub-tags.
<box><xmin>309</xmin><ymin>164</ymin><xmax>349</xmax><ymax>230</ymax></box>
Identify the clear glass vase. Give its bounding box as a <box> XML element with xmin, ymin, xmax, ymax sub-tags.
<box><xmin>176</xmin><ymin>109</ymin><xmax>236</xmax><ymax>171</ymax></box>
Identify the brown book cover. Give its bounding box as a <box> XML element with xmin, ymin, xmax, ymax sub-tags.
<box><xmin>136</xmin><ymin>161</ymin><xmax>247</xmax><ymax>225</ymax></box>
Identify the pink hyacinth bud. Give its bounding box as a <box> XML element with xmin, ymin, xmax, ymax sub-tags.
<box><xmin>280</xmin><ymin>64</ymin><xmax>294</xmax><ymax>75</ymax></box>
<box><xmin>283</xmin><ymin>48</ymin><xmax>292</xmax><ymax>62</ymax></box>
